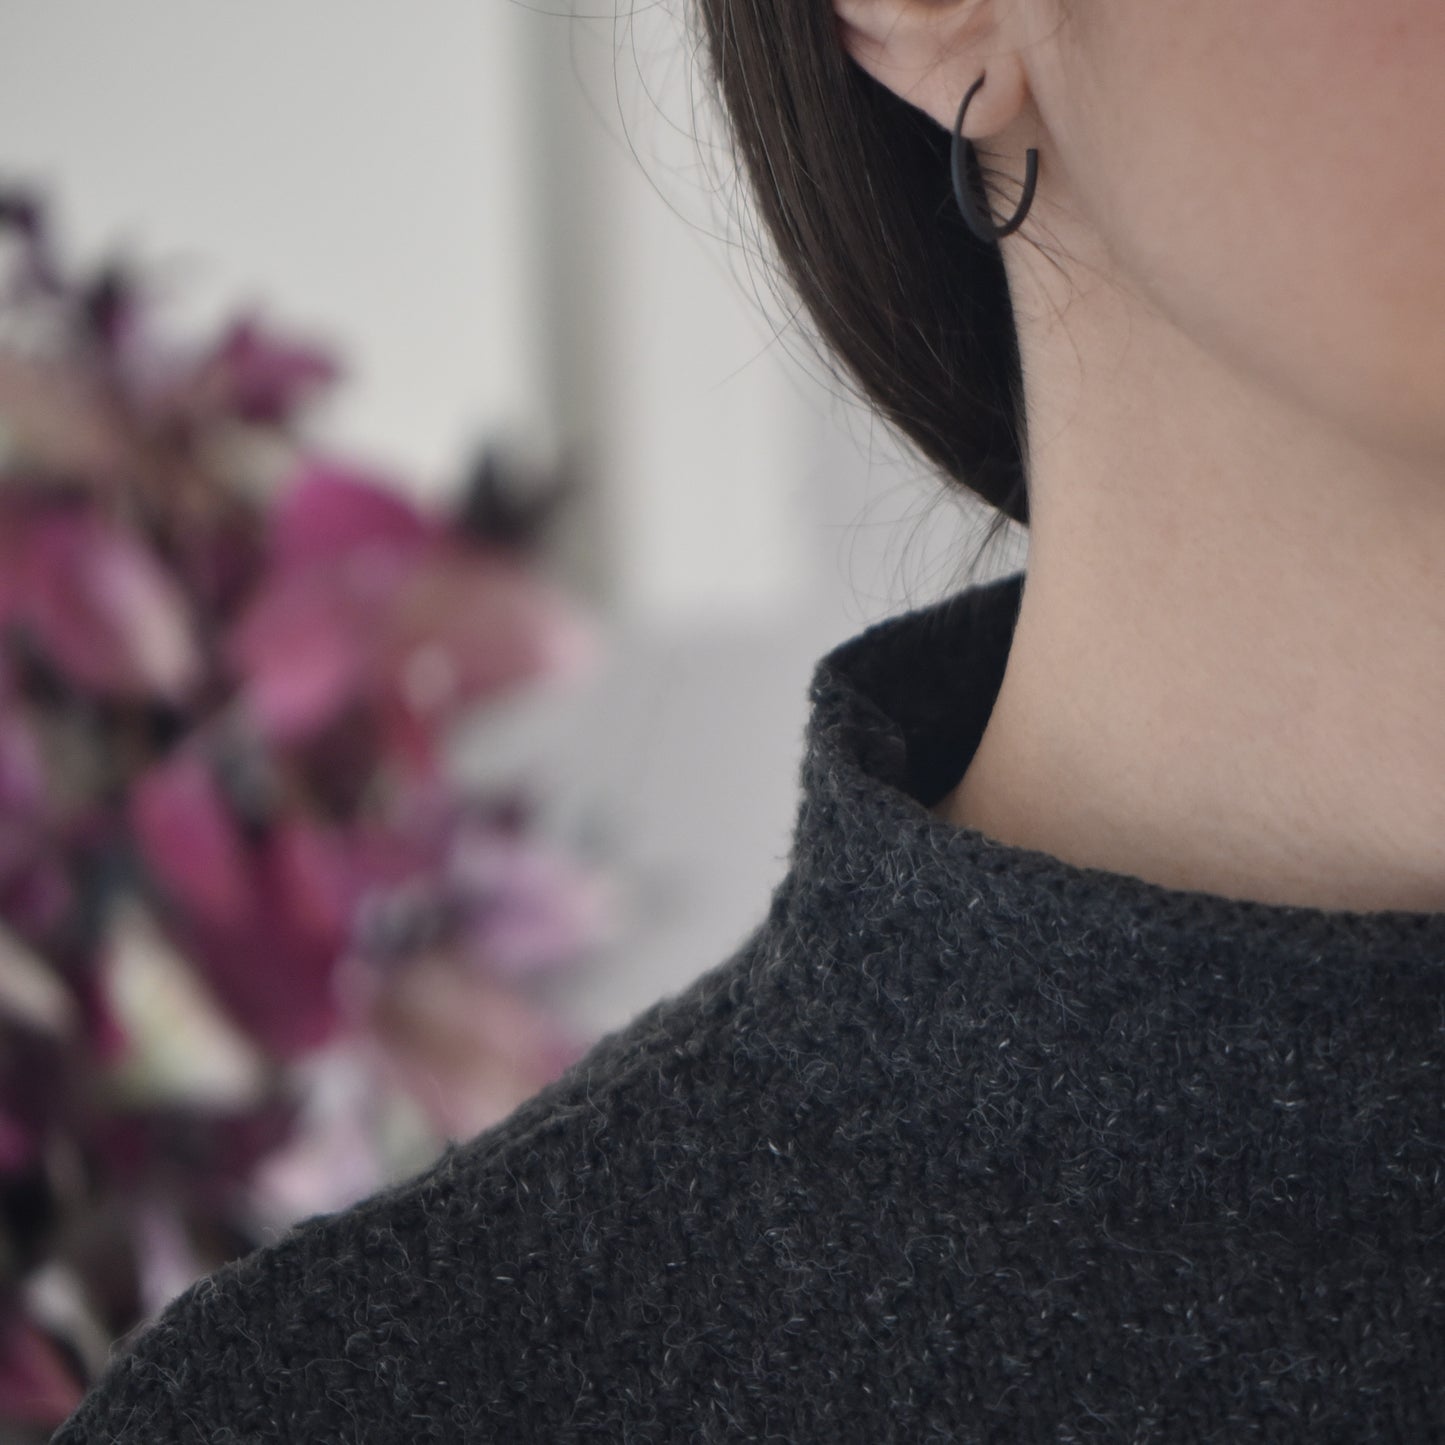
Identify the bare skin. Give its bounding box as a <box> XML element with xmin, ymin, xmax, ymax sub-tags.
<box><xmin>833</xmin><ymin>0</ymin><xmax>1445</xmax><ymax>910</ymax></box>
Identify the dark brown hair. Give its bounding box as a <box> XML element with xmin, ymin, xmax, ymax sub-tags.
<box><xmin>688</xmin><ymin>0</ymin><xmax>1034</xmax><ymax>549</ymax></box>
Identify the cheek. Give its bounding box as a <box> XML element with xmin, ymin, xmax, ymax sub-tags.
<box><xmin>1067</xmin><ymin>0</ymin><xmax>1445</xmax><ymax>461</ymax></box>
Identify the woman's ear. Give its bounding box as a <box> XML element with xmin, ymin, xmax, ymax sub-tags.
<box><xmin>833</xmin><ymin>0</ymin><xmax>1028</xmax><ymax>140</ymax></box>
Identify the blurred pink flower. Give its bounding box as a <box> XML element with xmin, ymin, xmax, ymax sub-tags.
<box><xmin>0</xmin><ymin>354</ymin><xmax>137</xmax><ymax>484</ymax></box>
<box><xmin>0</xmin><ymin>933</ymin><xmax>77</xmax><ymax>1185</ymax></box>
<box><xmin>240</xmin><ymin>1040</ymin><xmax>394</xmax><ymax>1235</ymax></box>
<box><xmin>127</xmin><ymin>746</ymin><xmax>252</xmax><ymax>931</ymax></box>
<box><xmin>0</xmin><ymin>190</ymin><xmax>611</xmax><ymax>1427</ymax></box>
<box><xmin>0</xmin><ymin>665</ymin><xmax>47</xmax><ymax>817</ymax></box>
<box><xmin>0</xmin><ymin>1103</ymin><xmax>36</xmax><ymax>1172</ymax></box>
<box><xmin>445</xmin><ymin>812</ymin><xmax>616</xmax><ymax>980</ymax></box>
<box><xmin>0</xmin><ymin>1314</ymin><xmax>82</xmax><ymax>1429</ymax></box>
<box><xmin>128</xmin><ymin>1195</ymin><xmax>207</xmax><ymax>1325</ymax></box>
<box><xmin>0</xmin><ymin>501</ymin><xmax>203</xmax><ymax>704</ymax></box>
<box><xmin>193</xmin><ymin>317</ymin><xmax>342</xmax><ymax>426</ymax></box>
<box><xmin>343</xmin><ymin>781</ymin><xmax>616</xmax><ymax>981</ymax></box>
<box><xmin>128</xmin><ymin>745</ymin><xmax>357</xmax><ymax>1056</ymax></box>
<box><xmin>226</xmin><ymin>460</ymin><xmax>597</xmax><ymax>775</ymax></box>
<box><xmin>344</xmin><ymin>943</ymin><xmax>589</xmax><ymax>1145</ymax></box>
<box><xmin>269</xmin><ymin>456</ymin><xmax>440</xmax><ymax>568</ymax></box>
<box><xmin>0</xmin><ymin>677</ymin><xmax>74</xmax><ymax>941</ymax></box>
<box><xmin>76</xmin><ymin>261</ymin><xmax>340</xmax><ymax>437</ymax></box>
<box><xmin>321</xmin><ymin>786</ymin><xmax>611</xmax><ymax>1134</ymax></box>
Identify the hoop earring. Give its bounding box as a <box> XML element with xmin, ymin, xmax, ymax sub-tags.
<box><xmin>950</xmin><ymin>73</ymin><xmax>1038</xmax><ymax>243</ymax></box>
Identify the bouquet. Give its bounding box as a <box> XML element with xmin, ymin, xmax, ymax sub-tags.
<box><xmin>0</xmin><ymin>188</ymin><xmax>614</xmax><ymax>1435</ymax></box>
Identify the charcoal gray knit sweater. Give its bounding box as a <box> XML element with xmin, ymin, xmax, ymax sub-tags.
<box><xmin>52</xmin><ymin>567</ymin><xmax>1445</xmax><ymax>1442</ymax></box>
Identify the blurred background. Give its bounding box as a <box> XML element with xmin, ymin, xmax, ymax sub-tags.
<box><xmin>0</xmin><ymin>2</ymin><xmax>1024</xmax><ymax>1433</ymax></box>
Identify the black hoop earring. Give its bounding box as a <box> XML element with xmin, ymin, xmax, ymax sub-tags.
<box><xmin>951</xmin><ymin>74</ymin><xmax>1038</xmax><ymax>243</ymax></box>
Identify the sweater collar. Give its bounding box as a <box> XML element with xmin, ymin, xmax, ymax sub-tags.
<box><xmin>782</xmin><ymin>566</ymin><xmax>1445</xmax><ymax>992</ymax></box>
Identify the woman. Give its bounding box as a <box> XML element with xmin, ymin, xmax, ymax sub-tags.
<box><xmin>55</xmin><ymin>1</ymin><xmax>1445</xmax><ymax>1440</ymax></box>
<box><xmin>736</xmin><ymin>0</ymin><xmax>1445</xmax><ymax>916</ymax></box>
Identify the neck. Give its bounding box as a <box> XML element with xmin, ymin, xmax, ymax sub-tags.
<box><xmin>937</xmin><ymin>269</ymin><xmax>1445</xmax><ymax>911</ymax></box>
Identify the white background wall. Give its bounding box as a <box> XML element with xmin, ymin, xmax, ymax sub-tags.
<box><xmin>0</xmin><ymin>0</ymin><xmax>1025</xmax><ymax>1035</ymax></box>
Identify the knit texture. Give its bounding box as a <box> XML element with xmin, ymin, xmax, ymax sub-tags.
<box><xmin>51</xmin><ymin>566</ymin><xmax>1445</xmax><ymax>1443</ymax></box>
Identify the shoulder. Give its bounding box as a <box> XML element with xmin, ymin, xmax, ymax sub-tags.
<box><xmin>51</xmin><ymin>910</ymin><xmax>791</xmax><ymax>1443</ymax></box>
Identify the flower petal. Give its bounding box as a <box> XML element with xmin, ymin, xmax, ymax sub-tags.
<box><xmin>0</xmin><ymin>1311</ymin><xmax>83</xmax><ymax>1428</ymax></box>
<box><xmin>18</xmin><ymin>507</ymin><xmax>203</xmax><ymax>702</ymax></box>
<box><xmin>0</xmin><ymin>918</ymin><xmax>78</xmax><ymax>1039</ymax></box>
<box><xmin>241</xmin><ymin>1041</ymin><xmax>391</xmax><ymax>1235</ymax></box>
<box><xmin>390</xmin><ymin>545</ymin><xmax>598</xmax><ymax>705</ymax></box>
<box><xmin>269</xmin><ymin>456</ymin><xmax>440</xmax><ymax>572</ymax></box>
<box><xmin>202</xmin><ymin>316</ymin><xmax>341</xmax><ymax>426</ymax></box>
<box><xmin>128</xmin><ymin>1194</ymin><xmax>207</xmax><ymax>1324</ymax></box>
<box><xmin>97</xmin><ymin>893</ymin><xmax>268</xmax><ymax>1109</ymax></box>
<box><xmin>0</xmin><ymin>355</ymin><xmax>137</xmax><ymax>483</ymax></box>
<box><xmin>362</xmin><ymin>949</ymin><xmax>590</xmax><ymax>1143</ymax></box>
<box><xmin>129</xmin><ymin>747</ymin><xmax>253</xmax><ymax>931</ymax></box>
<box><xmin>448</xmin><ymin>828</ymin><xmax>617</xmax><ymax>979</ymax></box>
<box><xmin>0</xmin><ymin>1102</ymin><xmax>37</xmax><ymax>1172</ymax></box>
<box><xmin>226</xmin><ymin>567</ymin><xmax>371</xmax><ymax>741</ymax></box>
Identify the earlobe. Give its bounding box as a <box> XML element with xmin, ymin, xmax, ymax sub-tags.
<box><xmin>956</xmin><ymin>53</ymin><xmax>1028</xmax><ymax>142</ymax></box>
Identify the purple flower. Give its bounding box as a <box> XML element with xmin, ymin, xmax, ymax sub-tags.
<box><xmin>128</xmin><ymin>744</ymin><xmax>357</xmax><ymax>1057</ymax></box>
<box><xmin>0</xmin><ymin>190</ymin><xmax>611</xmax><ymax>1404</ymax></box>
<box><xmin>341</xmin><ymin>940</ymin><xmax>590</xmax><ymax>1145</ymax></box>
<box><xmin>0</xmin><ymin>1312</ymin><xmax>83</xmax><ymax>1430</ymax></box>
<box><xmin>0</xmin><ymin>499</ymin><xmax>203</xmax><ymax>704</ymax></box>
<box><xmin>226</xmin><ymin>458</ymin><xmax>597</xmax><ymax>777</ymax></box>
<box><xmin>199</xmin><ymin>316</ymin><xmax>342</xmax><ymax>426</ymax></box>
<box><xmin>444</xmin><ymin>808</ymin><xmax>617</xmax><ymax>980</ymax></box>
<box><xmin>0</xmin><ymin>675</ymin><xmax>74</xmax><ymax>942</ymax></box>
<box><xmin>0</xmin><ymin>352</ymin><xmax>138</xmax><ymax>485</ymax></box>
